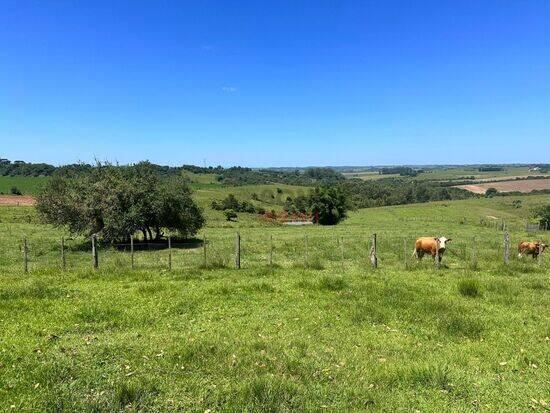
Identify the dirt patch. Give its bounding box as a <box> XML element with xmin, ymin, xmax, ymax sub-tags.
<box><xmin>0</xmin><ymin>195</ymin><xmax>36</xmax><ymax>206</ymax></box>
<box><xmin>455</xmin><ymin>179</ymin><xmax>550</xmax><ymax>194</ymax></box>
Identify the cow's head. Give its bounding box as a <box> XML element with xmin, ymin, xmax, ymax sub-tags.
<box><xmin>438</xmin><ymin>237</ymin><xmax>452</xmax><ymax>250</ymax></box>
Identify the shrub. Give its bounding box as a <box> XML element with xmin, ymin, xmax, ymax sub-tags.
<box><xmin>224</xmin><ymin>209</ymin><xmax>238</xmax><ymax>221</ymax></box>
<box><xmin>10</xmin><ymin>186</ymin><xmax>22</xmax><ymax>195</ymax></box>
<box><xmin>485</xmin><ymin>188</ymin><xmax>498</xmax><ymax>198</ymax></box>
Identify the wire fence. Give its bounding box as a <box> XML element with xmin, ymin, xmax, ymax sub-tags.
<box><xmin>4</xmin><ymin>230</ymin><xmax>548</xmax><ymax>274</ymax></box>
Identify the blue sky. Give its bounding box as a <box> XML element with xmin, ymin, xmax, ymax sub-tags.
<box><xmin>1</xmin><ymin>1</ymin><xmax>549</xmax><ymax>167</ymax></box>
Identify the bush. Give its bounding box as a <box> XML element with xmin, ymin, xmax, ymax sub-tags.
<box><xmin>485</xmin><ymin>188</ymin><xmax>498</xmax><ymax>198</ymax></box>
<box><xmin>10</xmin><ymin>186</ymin><xmax>22</xmax><ymax>195</ymax></box>
<box><xmin>224</xmin><ymin>209</ymin><xmax>238</xmax><ymax>221</ymax></box>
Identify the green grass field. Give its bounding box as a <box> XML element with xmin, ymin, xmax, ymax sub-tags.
<box><xmin>0</xmin><ymin>176</ymin><xmax>49</xmax><ymax>195</ymax></box>
<box><xmin>0</xmin><ymin>190</ymin><xmax>548</xmax><ymax>411</ymax></box>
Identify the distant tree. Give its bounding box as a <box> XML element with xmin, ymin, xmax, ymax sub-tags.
<box><xmin>36</xmin><ymin>162</ymin><xmax>204</xmax><ymax>242</ymax></box>
<box><xmin>10</xmin><ymin>186</ymin><xmax>22</xmax><ymax>195</ymax></box>
<box><xmin>533</xmin><ymin>204</ymin><xmax>550</xmax><ymax>228</ymax></box>
<box><xmin>211</xmin><ymin>194</ymin><xmax>261</xmax><ymax>214</ymax></box>
<box><xmin>485</xmin><ymin>188</ymin><xmax>498</xmax><ymax>198</ymax></box>
<box><xmin>309</xmin><ymin>187</ymin><xmax>348</xmax><ymax>225</ymax></box>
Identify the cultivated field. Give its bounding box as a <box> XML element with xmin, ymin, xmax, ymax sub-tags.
<box><xmin>0</xmin><ymin>195</ymin><xmax>35</xmax><ymax>206</ymax></box>
<box><xmin>456</xmin><ymin>179</ymin><xmax>550</xmax><ymax>194</ymax></box>
<box><xmin>344</xmin><ymin>166</ymin><xmax>547</xmax><ymax>183</ymax></box>
<box><xmin>0</xmin><ymin>191</ymin><xmax>548</xmax><ymax>411</ymax></box>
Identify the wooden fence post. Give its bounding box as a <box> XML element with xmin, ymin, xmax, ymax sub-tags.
<box><xmin>304</xmin><ymin>235</ymin><xmax>309</xmax><ymax>267</ymax></box>
<box><xmin>472</xmin><ymin>236</ymin><xmax>477</xmax><ymax>269</ymax></box>
<box><xmin>435</xmin><ymin>238</ymin><xmax>440</xmax><ymax>269</ymax></box>
<box><xmin>130</xmin><ymin>235</ymin><xmax>134</xmax><ymax>269</ymax></box>
<box><xmin>370</xmin><ymin>233</ymin><xmax>378</xmax><ymax>269</ymax></box>
<box><xmin>269</xmin><ymin>234</ymin><xmax>273</xmax><ymax>267</ymax></box>
<box><xmin>203</xmin><ymin>233</ymin><xmax>207</xmax><ymax>267</ymax></box>
<box><xmin>23</xmin><ymin>237</ymin><xmax>28</xmax><ymax>273</ymax></box>
<box><xmin>340</xmin><ymin>236</ymin><xmax>344</xmax><ymax>267</ymax></box>
<box><xmin>61</xmin><ymin>236</ymin><xmax>66</xmax><ymax>270</ymax></box>
<box><xmin>503</xmin><ymin>232</ymin><xmax>510</xmax><ymax>265</ymax></box>
<box><xmin>168</xmin><ymin>235</ymin><xmax>172</xmax><ymax>271</ymax></box>
<box><xmin>92</xmin><ymin>234</ymin><xmax>98</xmax><ymax>269</ymax></box>
<box><xmin>403</xmin><ymin>238</ymin><xmax>407</xmax><ymax>269</ymax></box>
<box><xmin>235</xmin><ymin>232</ymin><xmax>241</xmax><ymax>269</ymax></box>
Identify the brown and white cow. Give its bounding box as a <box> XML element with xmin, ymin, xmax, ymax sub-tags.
<box><xmin>413</xmin><ymin>237</ymin><xmax>452</xmax><ymax>263</ymax></box>
<box><xmin>518</xmin><ymin>241</ymin><xmax>547</xmax><ymax>259</ymax></box>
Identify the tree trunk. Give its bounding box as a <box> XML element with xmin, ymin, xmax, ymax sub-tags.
<box><xmin>141</xmin><ymin>228</ymin><xmax>148</xmax><ymax>242</ymax></box>
<box><xmin>154</xmin><ymin>226</ymin><xmax>163</xmax><ymax>241</ymax></box>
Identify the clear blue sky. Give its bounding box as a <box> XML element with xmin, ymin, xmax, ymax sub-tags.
<box><xmin>1</xmin><ymin>1</ymin><xmax>549</xmax><ymax>167</ymax></box>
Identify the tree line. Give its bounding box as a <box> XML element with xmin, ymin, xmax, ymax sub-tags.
<box><xmin>0</xmin><ymin>158</ymin><xmax>344</xmax><ymax>187</ymax></box>
<box><xmin>338</xmin><ymin>179</ymin><xmax>472</xmax><ymax>208</ymax></box>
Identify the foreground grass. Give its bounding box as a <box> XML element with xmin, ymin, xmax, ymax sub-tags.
<box><xmin>0</xmin><ymin>195</ymin><xmax>549</xmax><ymax>411</ymax></box>
<box><xmin>1</xmin><ymin>265</ymin><xmax>548</xmax><ymax>411</ymax></box>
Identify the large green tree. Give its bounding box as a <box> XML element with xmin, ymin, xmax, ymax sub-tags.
<box><xmin>37</xmin><ymin>162</ymin><xmax>204</xmax><ymax>242</ymax></box>
<box><xmin>309</xmin><ymin>187</ymin><xmax>348</xmax><ymax>225</ymax></box>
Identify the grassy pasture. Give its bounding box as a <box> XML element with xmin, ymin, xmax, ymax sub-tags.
<box><xmin>0</xmin><ymin>176</ymin><xmax>49</xmax><ymax>195</ymax></box>
<box><xmin>0</xmin><ymin>194</ymin><xmax>549</xmax><ymax>411</ymax></box>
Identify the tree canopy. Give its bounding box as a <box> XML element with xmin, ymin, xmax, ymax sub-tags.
<box><xmin>36</xmin><ymin>162</ymin><xmax>204</xmax><ymax>242</ymax></box>
<box><xmin>284</xmin><ymin>187</ymin><xmax>348</xmax><ymax>225</ymax></box>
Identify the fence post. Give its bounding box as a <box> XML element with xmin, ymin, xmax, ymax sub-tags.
<box><xmin>472</xmin><ymin>236</ymin><xmax>477</xmax><ymax>269</ymax></box>
<box><xmin>503</xmin><ymin>232</ymin><xmax>510</xmax><ymax>265</ymax></box>
<box><xmin>435</xmin><ymin>238</ymin><xmax>440</xmax><ymax>269</ymax></box>
<box><xmin>304</xmin><ymin>235</ymin><xmax>309</xmax><ymax>267</ymax></box>
<box><xmin>370</xmin><ymin>233</ymin><xmax>378</xmax><ymax>269</ymax></box>
<box><xmin>340</xmin><ymin>236</ymin><xmax>344</xmax><ymax>267</ymax></box>
<box><xmin>235</xmin><ymin>232</ymin><xmax>241</xmax><ymax>269</ymax></box>
<box><xmin>92</xmin><ymin>234</ymin><xmax>98</xmax><ymax>269</ymax></box>
<box><xmin>23</xmin><ymin>237</ymin><xmax>28</xmax><ymax>273</ymax></box>
<box><xmin>168</xmin><ymin>235</ymin><xmax>172</xmax><ymax>271</ymax></box>
<box><xmin>403</xmin><ymin>238</ymin><xmax>407</xmax><ymax>269</ymax></box>
<box><xmin>203</xmin><ymin>233</ymin><xmax>207</xmax><ymax>267</ymax></box>
<box><xmin>130</xmin><ymin>235</ymin><xmax>134</xmax><ymax>269</ymax></box>
<box><xmin>269</xmin><ymin>234</ymin><xmax>273</xmax><ymax>267</ymax></box>
<box><xmin>61</xmin><ymin>236</ymin><xmax>66</xmax><ymax>270</ymax></box>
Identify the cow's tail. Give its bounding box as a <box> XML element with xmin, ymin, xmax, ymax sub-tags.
<box><xmin>412</xmin><ymin>248</ymin><xmax>418</xmax><ymax>259</ymax></box>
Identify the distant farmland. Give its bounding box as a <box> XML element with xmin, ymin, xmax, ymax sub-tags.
<box><xmin>455</xmin><ymin>178</ymin><xmax>550</xmax><ymax>194</ymax></box>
